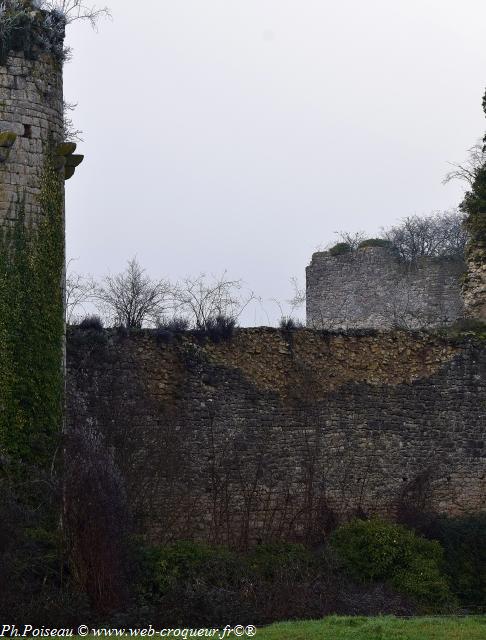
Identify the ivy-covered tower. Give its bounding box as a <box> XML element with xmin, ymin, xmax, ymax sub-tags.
<box><xmin>0</xmin><ymin>0</ymin><xmax>82</xmax><ymax>228</ymax></box>
<box><xmin>461</xmin><ymin>91</ymin><xmax>486</xmax><ymax>322</ymax></box>
<box><xmin>0</xmin><ymin>1</ymin><xmax>83</xmax><ymax>471</ymax></box>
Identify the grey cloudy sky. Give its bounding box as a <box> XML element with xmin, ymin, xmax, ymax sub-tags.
<box><xmin>64</xmin><ymin>0</ymin><xmax>486</xmax><ymax>325</ymax></box>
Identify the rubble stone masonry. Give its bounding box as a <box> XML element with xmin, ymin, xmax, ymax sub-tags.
<box><xmin>67</xmin><ymin>328</ymin><xmax>486</xmax><ymax>547</ymax></box>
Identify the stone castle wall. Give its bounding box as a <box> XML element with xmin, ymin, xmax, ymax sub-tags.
<box><xmin>0</xmin><ymin>51</ymin><xmax>64</xmax><ymax>227</ymax></box>
<box><xmin>67</xmin><ymin>328</ymin><xmax>486</xmax><ymax>547</ymax></box>
<box><xmin>306</xmin><ymin>247</ymin><xmax>465</xmax><ymax>330</ymax></box>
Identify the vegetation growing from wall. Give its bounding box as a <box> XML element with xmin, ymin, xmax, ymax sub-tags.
<box><xmin>460</xmin><ymin>91</ymin><xmax>486</xmax><ymax>253</ymax></box>
<box><xmin>331</xmin><ymin>210</ymin><xmax>467</xmax><ymax>263</ymax></box>
<box><xmin>0</xmin><ymin>0</ymin><xmax>66</xmax><ymax>65</ymax></box>
<box><xmin>0</xmin><ymin>156</ymin><xmax>64</xmax><ymax>473</ymax></box>
<box><xmin>329</xmin><ymin>242</ymin><xmax>352</xmax><ymax>256</ymax></box>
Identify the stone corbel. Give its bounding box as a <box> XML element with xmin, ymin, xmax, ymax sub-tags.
<box><xmin>55</xmin><ymin>142</ymin><xmax>84</xmax><ymax>180</ymax></box>
<box><xmin>0</xmin><ymin>131</ymin><xmax>17</xmax><ymax>163</ymax></box>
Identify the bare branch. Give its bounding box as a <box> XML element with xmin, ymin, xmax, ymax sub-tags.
<box><xmin>443</xmin><ymin>140</ymin><xmax>486</xmax><ymax>188</ymax></box>
<box><xmin>173</xmin><ymin>272</ymin><xmax>255</xmax><ymax>330</ymax></box>
<box><xmin>39</xmin><ymin>0</ymin><xmax>111</xmax><ymax>27</ymax></box>
<box><xmin>65</xmin><ymin>267</ymin><xmax>96</xmax><ymax>324</ymax></box>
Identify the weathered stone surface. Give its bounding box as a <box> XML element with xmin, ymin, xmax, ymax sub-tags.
<box><xmin>56</xmin><ymin>142</ymin><xmax>76</xmax><ymax>156</ymax></box>
<box><xmin>65</xmin><ymin>153</ymin><xmax>83</xmax><ymax>168</ymax></box>
<box><xmin>0</xmin><ymin>131</ymin><xmax>17</xmax><ymax>148</ymax></box>
<box><xmin>463</xmin><ymin>247</ymin><xmax>486</xmax><ymax>322</ymax></box>
<box><xmin>306</xmin><ymin>247</ymin><xmax>465</xmax><ymax>330</ymax></box>
<box><xmin>66</xmin><ymin>328</ymin><xmax>486</xmax><ymax>547</ymax></box>
<box><xmin>0</xmin><ymin>52</ymin><xmax>63</xmax><ymax>227</ymax></box>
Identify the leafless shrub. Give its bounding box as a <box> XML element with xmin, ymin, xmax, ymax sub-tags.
<box><xmin>65</xmin><ymin>267</ymin><xmax>96</xmax><ymax>324</ymax></box>
<box><xmin>381</xmin><ymin>210</ymin><xmax>467</xmax><ymax>263</ymax></box>
<box><xmin>334</xmin><ymin>230</ymin><xmax>367</xmax><ymax>251</ymax></box>
<box><xmin>288</xmin><ymin>276</ymin><xmax>306</xmax><ymax>312</ymax></box>
<box><xmin>63</xmin><ymin>101</ymin><xmax>83</xmax><ymax>142</ymax></box>
<box><xmin>38</xmin><ymin>0</ymin><xmax>111</xmax><ymax>27</ymax></box>
<box><xmin>64</xmin><ymin>425</ymin><xmax>129</xmax><ymax>614</ymax></box>
<box><xmin>94</xmin><ymin>257</ymin><xmax>172</xmax><ymax>329</ymax></box>
<box><xmin>173</xmin><ymin>272</ymin><xmax>255</xmax><ymax>330</ymax></box>
<box><xmin>443</xmin><ymin>140</ymin><xmax>486</xmax><ymax>188</ymax></box>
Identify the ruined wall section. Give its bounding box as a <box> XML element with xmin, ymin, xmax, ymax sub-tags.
<box><xmin>306</xmin><ymin>247</ymin><xmax>465</xmax><ymax>330</ymax></box>
<box><xmin>66</xmin><ymin>328</ymin><xmax>486</xmax><ymax>548</ymax></box>
<box><xmin>0</xmin><ymin>51</ymin><xmax>63</xmax><ymax>227</ymax></box>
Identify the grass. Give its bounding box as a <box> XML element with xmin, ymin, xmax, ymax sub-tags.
<box><xmin>256</xmin><ymin>616</ymin><xmax>486</xmax><ymax>639</ymax></box>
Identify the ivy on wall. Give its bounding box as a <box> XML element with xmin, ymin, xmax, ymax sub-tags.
<box><xmin>0</xmin><ymin>156</ymin><xmax>64</xmax><ymax>475</ymax></box>
<box><xmin>460</xmin><ymin>91</ymin><xmax>486</xmax><ymax>253</ymax></box>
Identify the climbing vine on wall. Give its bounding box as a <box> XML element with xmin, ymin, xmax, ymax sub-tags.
<box><xmin>0</xmin><ymin>156</ymin><xmax>64</xmax><ymax>474</ymax></box>
<box><xmin>460</xmin><ymin>90</ymin><xmax>486</xmax><ymax>255</ymax></box>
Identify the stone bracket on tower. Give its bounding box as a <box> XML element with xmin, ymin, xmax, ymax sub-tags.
<box><xmin>0</xmin><ymin>131</ymin><xmax>17</xmax><ymax>163</ymax></box>
<box><xmin>55</xmin><ymin>142</ymin><xmax>84</xmax><ymax>180</ymax></box>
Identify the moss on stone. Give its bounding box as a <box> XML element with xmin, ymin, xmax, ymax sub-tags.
<box><xmin>329</xmin><ymin>242</ymin><xmax>352</xmax><ymax>257</ymax></box>
<box><xmin>56</xmin><ymin>142</ymin><xmax>77</xmax><ymax>156</ymax></box>
<box><xmin>65</xmin><ymin>153</ymin><xmax>84</xmax><ymax>168</ymax></box>
<box><xmin>0</xmin><ymin>131</ymin><xmax>17</xmax><ymax>148</ymax></box>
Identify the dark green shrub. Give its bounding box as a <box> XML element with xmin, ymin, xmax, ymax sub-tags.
<box><xmin>79</xmin><ymin>315</ymin><xmax>104</xmax><ymax>331</ymax></box>
<box><xmin>155</xmin><ymin>317</ymin><xmax>189</xmax><ymax>344</ymax></box>
<box><xmin>428</xmin><ymin>515</ymin><xmax>486</xmax><ymax>609</ymax></box>
<box><xmin>329</xmin><ymin>242</ymin><xmax>352</xmax><ymax>256</ymax></box>
<box><xmin>139</xmin><ymin>541</ymin><xmax>241</xmax><ymax>597</ymax></box>
<box><xmin>203</xmin><ymin>314</ymin><xmax>237</xmax><ymax>342</ymax></box>
<box><xmin>245</xmin><ymin>543</ymin><xmax>316</xmax><ymax>581</ymax></box>
<box><xmin>330</xmin><ymin>519</ymin><xmax>454</xmax><ymax>610</ymax></box>
<box><xmin>358</xmin><ymin>238</ymin><xmax>394</xmax><ymax>249</ymax></box>
<box><xmin>279</xmin><ymin>316</ymin><xmax>303</xmax><ymax>331</ymax></box>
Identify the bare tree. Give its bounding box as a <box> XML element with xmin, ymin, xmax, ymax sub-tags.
<box><xmin>65</xmin><ymin>268</ymin><xmax>96</xmax><ymax>324</ymax></box>
<box><xmin>173</xmin><ymin>272</ymin><xmax>255</xmax><ymax>330</ymax></box>
<box><xmin>288</xmin><ymin>276</ymin><xmax>306</xmax><ymax>312</ymax></box>
<box><xmin>334</xmin><ymin>230</ymin><xmax>366</xmax><ymax>250</ymax></box>
<box><xmin>38</xmin><ymin>0</ymin><xmax>111</xmax><ymax>26</ymax></box>
<box><xmin>443</xmin><ymin>140</ymin><xmax>486</xmax><ymax>188</ymax></box>
<box><xmin>95</xmin><ymin>258</ymin><xmax>171</xmax><ymax>329</ymax></box>
<box><xmin>381</xmin><ymin>210</ymin><xmax>467</xmax><ymax>263</ymax></box>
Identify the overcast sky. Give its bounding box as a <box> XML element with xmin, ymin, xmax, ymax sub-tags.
<box><xmin>63</xmin><ymin>0</ymin><xmax>486</xmax><ymax>325</ymax></box>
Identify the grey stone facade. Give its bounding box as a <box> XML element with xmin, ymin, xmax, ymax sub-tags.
<box><xmin>0</xmin><ymin>51</ymin><xmax>64</xmax><ymax>227</ymax></box>
<box><xmin>463</xmin><ymin>245</ymin><xmax>486</xmax><ymax>322</ymax></box>
<box><xmin>306</xmin><ymin>246</ymin><xmax>465</xmax><ymax>330</ymax></box>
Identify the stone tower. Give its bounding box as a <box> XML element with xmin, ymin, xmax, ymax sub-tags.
<box><xmin>0</xmin><ymin>1</ymin><xmax>83</xmax><ymax>228</ymax></box>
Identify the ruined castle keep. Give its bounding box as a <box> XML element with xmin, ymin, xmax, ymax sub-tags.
<box><xmin>0</xmin><ymin>3</ymin><xmax>82</xmax><ymax>229</ymax></box>
<box><xmin>306</xmin><ymin>246</ymin><xmax>465</xmax><ymax>330</ymax></box>
<box><xmin>1</xmin><ymin>2</ymin><xmax>485</xmax><ymax>549</ymax></box>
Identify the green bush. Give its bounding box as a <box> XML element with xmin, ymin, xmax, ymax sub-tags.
<box><xmin>429</xmin><ymin>515</ymin><xmax>486</xmax><ymax>609</ymax></box>
<box><xmin>330</xmin><ymin>519</ymin><xmax>454</xmax><ymax>610</ymax></box>
<box><xmin>329</xmin><ymin>242</ymin><xmax>352</xmax><ymax>256</ymax></box>
<box><xmin>358</xmin><ymin>238</ymin><xmax>394</xmax><ymax>249</ymax></box>
<box><xmin>141</xmin><ymin>541</ymin><xmax>241</xmax><ymax>596</ymax></box>
<box><xmin>245</xmin><ymin>543</ymin><xmax>316</xmax><ymax>581</ymax></box>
